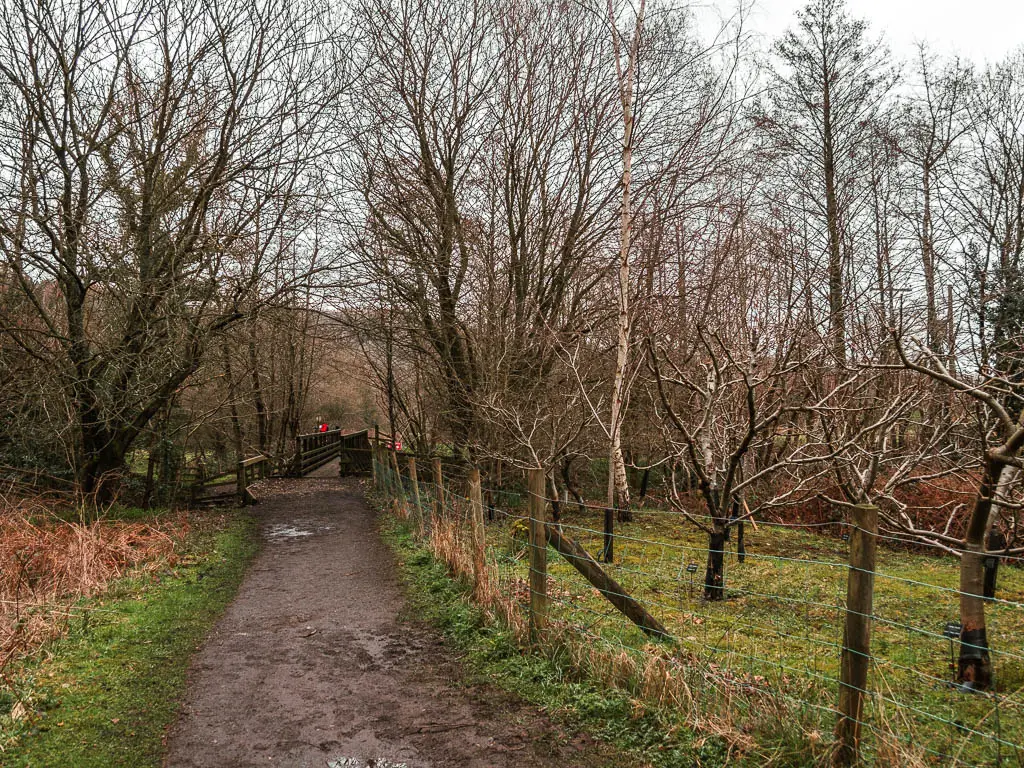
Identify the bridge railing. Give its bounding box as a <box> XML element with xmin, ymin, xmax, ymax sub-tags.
<box><xmin>292</xmin><ymin>428</ymin><xmax>344</xmax><ymax>476</ymax></box>
<box><xmin>236</xmin><ymin>454</ymin><xmax>272</xmax><ymax>505</ymax></box>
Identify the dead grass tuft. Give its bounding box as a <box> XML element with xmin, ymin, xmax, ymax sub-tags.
<box><xmin>0</xmin><ymin>493</ymin><xmax>188</xmax><ymax>676</ymax></box>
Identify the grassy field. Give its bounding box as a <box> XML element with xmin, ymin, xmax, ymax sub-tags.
<box><xmin>477</xmin><ymin>504</ymin><xmax>1024</xmax><ymax>766</ymax></box>
<box><xmin>0</xmin><ymin>510</ymin><xmax>258</xmax><ymax>767</ymax></box>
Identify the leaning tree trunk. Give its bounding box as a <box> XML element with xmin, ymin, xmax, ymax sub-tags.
<box><xmin>957</xmin><ymin>464</ymin><xmax>1001</xmax><ymax>689</ymax></box>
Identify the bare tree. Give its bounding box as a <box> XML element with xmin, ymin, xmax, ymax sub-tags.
<box><xmin>769</xmin><ymin>0</ymin><xmax>897</xmax><ymax>364</ymax></box>
<box><xmin>898</xmin><ymin>47</ymin><xmax>973</xmax><ymax>355</ymax></box>
<box><xmin>887</xmin><ymin>332</ymin><xmax>1024</xmax><ymax>689</ymax></box>
<box><xmin>0</xmin><ymin>0</ymin><xmax>345</xmax><ymax>497</ymax></box>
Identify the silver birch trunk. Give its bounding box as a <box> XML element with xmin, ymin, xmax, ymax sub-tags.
<box><xmin>606</xmin><ymin>0</ymin><xmax>645</xmax><ymax>517</ymax></box>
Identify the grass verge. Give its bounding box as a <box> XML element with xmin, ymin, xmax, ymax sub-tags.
<box><xmin>0</xmin><ymin>510</ymin><xmax>258</xmax><ymax>767</ymax></box>
<box><xmin>379</xmin><ymin>513</ymin><xmax>742</xmax><ymax>768</ymax></box>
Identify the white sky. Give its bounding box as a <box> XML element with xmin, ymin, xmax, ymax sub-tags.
<box><xmin>734</xmin><ymin>0</ymin><xmax>1023</xmax><ymax>65</ymax></box>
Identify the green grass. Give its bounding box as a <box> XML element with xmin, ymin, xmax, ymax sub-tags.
<box><xmin>487</xmin><ymin>507</ymin><xmax>1024</xmax><ymax>766</ymax></box>
<box><xmin>380</xmin><ymin>514</ymin><xmax>731</xmax><ymax>768</ymax></box>
<box><xmin>0</xmin><ymin>511</ymin><xmax>259</xmax><ymax>767</ymax></box>
<box><xmin>379</xmin><ymin>464</ymin><xmax>1024</xmax><ymax>765</ymax></box>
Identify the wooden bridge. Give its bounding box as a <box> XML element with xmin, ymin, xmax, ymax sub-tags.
<box><xmin>191</xmin><ymin>428</ymin><xmax>387</xmax><ymax>506</ymax></box>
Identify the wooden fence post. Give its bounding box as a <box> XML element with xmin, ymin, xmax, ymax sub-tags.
<box><xmin>370</xmin><ymin>441</ymin><xmax>378</xmax><ymax>487</ymax></box>
<box><xmin>408</xmin><ymin>456</ymin><xmax>423</xmax><ymax>536</ymax></box>
<box><xmin>371</xmin><ymin>425</ymin><xmax>380</xmax><ymax>488</ymax></box>
<box><xmin>389</xmin><ymin>449</ymin><xmax>406</xmax><ymax>517</ymax></box>
<box><xmin>528</xmin><ymin>468</ymin><xmax>548</xmax><ymax>642</ymax></box>
<box><xmin>468</xmin><ymin>468</ymin><xmax>487</xmax><ymax>597</ymax></box>
<box><xmin>432</xmin><ymin>457</ymin><xmax>445</xmax><ymax>520</ymax></box>
<box><xmin>236</xmin><ymin>460</ymin><xmax>246</xmax><ymax>507</ymax></box>
<box><xmin>834</xmin><ymin>503</ymin><xmax>878</xmax><ymax>767</ymax></box>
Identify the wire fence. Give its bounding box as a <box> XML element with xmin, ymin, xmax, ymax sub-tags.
<box><xmin>370</xmin><ymin>450</ymin><xmax>1024</xmax><ymax>767</ymax></box>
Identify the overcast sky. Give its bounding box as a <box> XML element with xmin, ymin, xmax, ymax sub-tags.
<box><xmin>734</xmin><ymin>0</ymin><xmax>1023</xmax><ymax>65</ymax></box>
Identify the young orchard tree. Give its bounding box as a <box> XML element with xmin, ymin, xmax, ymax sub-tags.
<box><xmin>476</xmin><ymin>327</ymin><xmax>602</xmax><ymax>518</ymax></box>
<box><xmin>648</xmin><ymin>207</ymin><xmax>845</xmax><ymax>600</ymax></box>
<box><xmin>903</xmin><ymin>50</ymin><xmax>1024</xmax><ymax>689</ymax></box>
<box><xmin>888</xmin><ymin>332</ymin><xmax>1024</xmax><ymax>690</ymax></box>
<box><xmin>810</xmin><ymin>352</ymin><xmax>977</xmax><ymax>547</ymax></box>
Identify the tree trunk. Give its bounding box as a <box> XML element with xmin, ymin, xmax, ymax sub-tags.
<box><xmin>704</xmin><ymin>523</ymin><xmax>727</xmax><ymax>601</ymax></box>
<box><xmin>248</xmin><ymin>335</ymin><xmax>268</xmax><ymax>453</ymax></box>
<box><xmin>822</xmin><ymin>81</ymin><xmax>846</xmax><ymax>365</ymax></box>
<box><xmin>957</xmin><ymin>465</ymin><xmax>998</xmax><ymax>688</ymax></box>
<box><xmin>921</xmin><ymin>163</ymin><xmax>941</xmax><ymax>353</ymax></box>
<box><xmin>562</xmin><ymin>456</ymin><xmax>587</xmax><ymax>515</ymax></box>
<box><xmin>223</xmin><ymin>343</ymin><xmax>244</xmax><ymax>461</ymax></box>
<box><xmin>958</xmin><ymin>548</ymin><xmax>990</xmax><ymax>689</ymax></box>
<box><xmin>78</xmin><ymin>427</ymin><xmax>129</xmax><ymax>503</ymax></box>
<box><xmin>143</xmin><ymin>434</ymin><xmax>157</xmax><ymax>508</ymax></box>
<box><xmin>602</xmin><ymin>504</ymin><xmax>615</xmax><ymax>563</ymax></box>
<box><xmin>548</xmin><ymin>470</ymin><xmax>562</xmax><ymax>524</ymax></box>
<box><xmin>638</xmin><ymin>464</ymin><xmax>650</xmax><ymax>501</ymax></box>
<box><xmin>606</xmin><ymin>0</ymin><xmax>643</xmax><ymax>528</ymax></box>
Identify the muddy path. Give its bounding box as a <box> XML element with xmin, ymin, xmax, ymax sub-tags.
<box><xmin>165</xmin><ymin>467</ymin><xmax>631</xmax><ymax>768</ymax></box>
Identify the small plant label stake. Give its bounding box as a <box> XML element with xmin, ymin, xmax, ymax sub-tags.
<box><xmin>943</xmin><ymin>621</ymin><xmax>962</xmax><ymax>684</ymax></box>
<box><xmin>686</xmin><ymin>563</ymin><xmax>698</xmax><ymax>599</ymax></box>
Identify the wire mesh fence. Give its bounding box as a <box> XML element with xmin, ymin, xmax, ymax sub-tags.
<box><xmin>371</xmin><ymin>449</ymin><xmax>1024</xmax><ymax>767</ymax></box>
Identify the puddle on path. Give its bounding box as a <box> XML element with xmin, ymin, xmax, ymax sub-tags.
<box><xmin>263</xmin><ymin>520</ymin><xmax>336</xmax><ymax>540</ymax></box>
<box><xmin>264</xmin><ymin>524</ymin><xmax>314</xmax><ymax>540</ymax></box>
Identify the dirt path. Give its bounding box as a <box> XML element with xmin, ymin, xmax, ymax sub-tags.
<box><xmin>165</xmin><ymin>468</ymin><xmax>628</xmax><ymax>768</ymax></box>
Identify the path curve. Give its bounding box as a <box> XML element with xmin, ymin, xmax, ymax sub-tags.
<box><xmin>165</xmin><ymin>470</ymin><xmax>623</xmax><ymax>768</ymax></box>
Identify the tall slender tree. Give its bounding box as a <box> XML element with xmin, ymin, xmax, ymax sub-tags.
<box><xmin>770</xmin><ymin>0</ymin><xmax>896</xmax><ymax>365</ymax></box>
